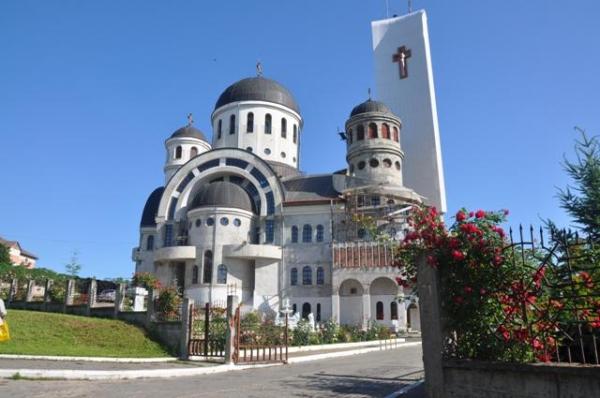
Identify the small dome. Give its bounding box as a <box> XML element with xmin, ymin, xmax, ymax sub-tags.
<box><xmin>215</xmin><ymin>77</ymin><xmax>300</xmax><ymax>113</ymax></box>
<box><xmin>140</xmin><ymin>187</ymin><xmax>164</xmax><ymax>227</ymax></box>
<box><xmin>170</xmin><ymin>125</ymin><xmax>208</xmax><ymax>142</ymax></box>
<box><xmin>350</xmin><ymin>99</ymin><xmax>393</xmax><ymax>117</ymax></box>
<box><xmin>190</xmin><ymin>181</ymin><xmax>254</xmax><ymax>213</ymax></box>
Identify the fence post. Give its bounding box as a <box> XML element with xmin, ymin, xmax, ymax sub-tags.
<box><xmin>86</xmin><ymin>279</ymin><xmax>97</xmax><ymax>316</ymax></box>
<box><xmin>8</xmin><ymin>278</ymin><xmax>17</xmax><ymax>303</ymax></box>
<box><xmin>417</xmin><ymin>255</ymin><xmax>445</xmax><ymax>398</ymax></box>
<box><xmin>225</xmin><ymin>295</ymin><xmax>239</xmax><ymax>365</ymax></box>
<box><xmin>114</xmin><ymin>283</ymin><xmax>125</xmax><ymax>318</ymax></box>
<box><xmin>64</xmin><ymin>279</ymin><xmax>74</xmax><ymax>312</ymax></box>
<box><xmin>26</xmin><ymin>279</ymin><xmax>35</xmax><ymax>302</ymax></box>
<box><xmin>43</xmin><ymin>279</ymin><xmax>53</xmax><ymax>311</ymax></box>
<box><xmin>179</xmin><ymin>298</ymin><xmax>192</xmax><ymax>359</ymax></box>
<box><xmin>145</xmin><ymin>288</ymin><xmax>155</xmax><ymax>328</ymax></box>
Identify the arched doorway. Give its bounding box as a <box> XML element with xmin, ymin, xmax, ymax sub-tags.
<box><xmin>339</xmin><ymin>279</ymin><xmax>364</xmax><ymax>326</ymax></box>
<box><xmin>407</xmin><ymin>303</ymin><xmax>420</xmax><ymax>331</ymax></box>
<box><xmin>302</xmin><ymin>302</ymin><xmax>311</xmax><ymax>319</ymax></box>
<box><xmin>370</xmin><ymin>277</ymin><xmax>398</xmax><ymax>326</ymax></box>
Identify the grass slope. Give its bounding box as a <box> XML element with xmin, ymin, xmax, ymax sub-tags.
<box><xmin>0</xmin><ymin>310</ymin><xmax>171</xmax><ymax>358</ymax></box>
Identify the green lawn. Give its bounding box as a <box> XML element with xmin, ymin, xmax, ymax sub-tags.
<box><xmin>0</xmin><ymin>310</ymin><xmax>171</xmax><ymax>358</ymax></box>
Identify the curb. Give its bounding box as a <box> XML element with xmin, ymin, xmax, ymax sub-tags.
<box><xmin>0</xmin><ymin>341</ymin><xmax>422</xmax><ymax>380</ymax></box>
<box><xmin>384</xmin><ymin>380</ymin><xmax>424</xmax><ymax>398</ymax></box>
<box><xmin>0</xmin><ymin>355</ymin><xmax>179</xmax><ymax>363</ymax></box>
<box><xmin>287</xmin><ymin>337</ymin><xmax>406</xmax><ymax>353</ymax></box>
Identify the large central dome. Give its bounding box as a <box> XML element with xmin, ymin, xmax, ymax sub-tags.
<box><xmin>214</xmin><ymin>77</ymin><xmax>300</xmax><ymax>113</ymax></box>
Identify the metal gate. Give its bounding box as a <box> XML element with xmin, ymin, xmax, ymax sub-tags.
<box><xmin>233</xmin><ymin>306</ymin><xmax>288</xmax><ymax>364</ymax></box>
<box><xmin>188</xmin><ymin>303</ymin><xmax>227</xmax><ymax>357</ymax></box>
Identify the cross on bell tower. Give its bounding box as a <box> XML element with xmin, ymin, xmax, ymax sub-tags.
<box><xmin>392</xmin><ymin>46</ymin><xmax>412</xmax><ymax>79</ymax></box>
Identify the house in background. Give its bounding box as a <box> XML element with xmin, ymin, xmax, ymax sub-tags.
<box><xmin>0</xmin><ymin>237</ymin><xmax>38</xmax><ymax>268</ymax></box>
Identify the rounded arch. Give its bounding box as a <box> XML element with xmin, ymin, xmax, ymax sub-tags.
<box><xmin>368</xmin><ymin>277</ymin><xmax>398</xmax><ymax>295</ymax></box>
<box><xmin>339</xmin><ymin>279</ymin><xmax>364</xmax><ymax>325</ymax></box>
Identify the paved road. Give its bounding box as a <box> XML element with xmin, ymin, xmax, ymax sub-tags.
<box><xmin>0</xmin><ymin>345</ymin><xmax>423</xmax><ymax>398</ymax></box>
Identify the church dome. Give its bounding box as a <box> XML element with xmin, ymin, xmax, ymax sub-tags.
<box><xmin>190</xmin><ymin>181</ymin><xmax>254</xmax><ymax>213</ymax></box>
<box><xmin>170</xmin><ymin>125</ymin><xmax>208</xmax><ymax>142</ymax></box>
<box><xmin>214</xmin><ymin>77</ymin><xmax>300</xmax><ymax>113</ymax></box>
<box><xmin>350</xmin><ymin>99</ymin><xmax>392</xmax><ymax>117</ymax></box>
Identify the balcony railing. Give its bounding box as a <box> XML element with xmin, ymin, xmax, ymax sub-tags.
<box><xmin>332</xmin><ymin>241</ymin><xmax>396</xmax><ymax>269</ymax></box>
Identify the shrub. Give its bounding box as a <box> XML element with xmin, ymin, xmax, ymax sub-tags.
<box><xmin>155</xmin><ymin>287</ymin><xmax>181</xmax><ymax>321</ymax></box>
<box><xmin>132</xmin><ymin>272</ymin><xmax>161</xmax><ymax>290</ymax></box>
<box><xmin>292</xmin><ymin>319</ymin><xmax>313</xmax><ymax>346</ymax></box>
<box><xmin>320</xmin><ymin>320</ymin><xmax>339</xmax><ymax>344</ymax></box>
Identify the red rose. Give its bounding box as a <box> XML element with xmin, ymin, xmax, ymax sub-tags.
<box><xmin>475</xmin><ymin>210</ymin><xmax>486</xmax><ymax>219</ymax></box>
<box><xmin>455</xmin><ymin>211</ymin><xmax>467</xmax><ymax>222</ymax></box>
<box><xmin>452</xmin><ymin>250</ymin><xmax>465</xmax><ymax>261</ymax></box>
<box><xmin>463</xmin><ymin>286</ymin><xmax>473</xmax><ymax>294</ymax></box>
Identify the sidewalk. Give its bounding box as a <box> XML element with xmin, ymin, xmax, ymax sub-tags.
<box><xmin>0</xmin><ymin>341</ymin><xmax>421</xmax><ymax>380</ymax></box>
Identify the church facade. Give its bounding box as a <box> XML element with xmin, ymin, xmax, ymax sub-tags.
<box><xmin>132</xmin><ymin>11</ymin><xmax>444</xmax><ymax>332</ymax></box>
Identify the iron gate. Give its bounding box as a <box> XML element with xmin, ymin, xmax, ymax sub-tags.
<box><xmin>188</xmin><ymin>302</ymin><xmax>227</xmax><ymax>357</ymax></box>
<box><xmin>233</xmin><ymin>306</ymin><xmax>288</xmax><ymax>364</ymax></box>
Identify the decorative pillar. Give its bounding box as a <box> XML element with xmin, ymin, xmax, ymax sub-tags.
<box><xmin>26</xmin><ymin>279</ymin><xmax>35</xmax><ymax>302</ymax></box>
<box><xmin>145</xmin><ymin>288</ymin><xmax>155</xmax><ymax>328</ymax></box>
<box><xmin>86</xmin><ymin>279</ymin><xmax>97</xmax><ymax>316</ymax></box>
<box><xmin>43</xmin><ymin>279</ymin><xmax>53</xmax><ymax>311</ymax></box>
<box><xmin>64</xmin><ymin>279</ymin><xmax>75</xmax><ymax>312</ymax></box>
<box><xmin>179</xmin><ymin>298</ymin><xmax>192</xmax><ymax>360</ymax></box>
<box><xmin>225</xmin><ymin>295</ymin><xmax>239</xmax><ymax>365</ymax></box>
<box><xmin>114</xmin><ymin>283</ymin><xmax>126</xmax><ymax>318</ymax></box>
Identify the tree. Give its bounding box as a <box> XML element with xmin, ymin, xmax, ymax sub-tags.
<box><xmin>65</xmin><ymin>250</ymin><xmax>82</xmax><ymax>277</ymax></box>
<box><xmin>557</xmin><ymin>128</ymin><xmax>600</xmax><ymax>240</ymax></box>
<box><xmin>0</xmin><ymin>244</ymin><xmax>11</xmax><ymax>265</ymax></box>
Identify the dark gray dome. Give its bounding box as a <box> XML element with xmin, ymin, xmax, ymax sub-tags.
<box><xmin>215</xmin><ymin>77</ymin><xmax>300</xmax><ymax>113</ymax></box>
<box><xmin>350</xmin><ymin>99</ymin><xmax>392</xmax><ymax>117</ymax></box>
<box><xmin>140</xmin><ymin>187</ymin><xmax>164</xmax><ymax>227</ymax></box>
<box><xmin>170</xmin><ymin>125</ymin><xmax>208</xmax><ymax>142</ymax></box>
<box><xmin>190</xmin><ymin>181</ymin><xmax>254</xmax><ymax>213</ymax></box>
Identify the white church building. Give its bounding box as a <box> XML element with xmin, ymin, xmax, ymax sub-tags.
<box><xmin>132</xmin><ymin>10</ymin><xmax>445</xmax><ymax>332</ymax></box>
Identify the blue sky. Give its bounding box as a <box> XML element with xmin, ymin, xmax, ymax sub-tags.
<box><xmin>1</xmin><ymin>1</ymin><xmax>599</xmax><ymax>278</ymax></box>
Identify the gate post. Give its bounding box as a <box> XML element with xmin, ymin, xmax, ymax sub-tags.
<box><xmin>225</xmin><ymin>295</ymin><xmax>239</xmax><ymax>365</ymax></box>
<box><xmin>114</xmin><ymin>283</ymin><xmax>126</xmax><ymax>318</ymax></box>
<box><xmin>43</xmin><ymin>279</ymin><xmax>53</xmax><ymax>311</ymax></box>
<box><xmin>179</xmin><ymin>298</ymin><xmax>192</xmax><ymax>359</ymax></box>
<box><xmin>26</xmin><ymin>279</ymin><xmax>35</xmax><ymax>302</ymax></box>
<box><xmin>417</xmin><ymin>255</ymin><xmax>445</xmax><ymax>398</ymax></box>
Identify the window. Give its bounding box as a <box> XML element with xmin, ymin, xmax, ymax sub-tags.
<box><xmin>371</xmin><ymin>196</ymin><xmax>381</xmax><ymax>206</ymax></box>
<box><xmin>350</xmin><ymin>287</ymin><xmax>357</xmax><ymax>295</ymax></box>
<box><xmin>357</xmin><ymin>125</ymin><xmax>365</xmax><ymax>140</ymax></box>
<box><xmin>302</xmin><ymin>303</ymin><xmax>311</xmax><ymax>319</ymax></box>
<box><xmin>290</xmin><ymin>268</ymin><xmax>298</xmax><ymax>286</ymax></box>
<box><xmin>192</xmin><ymin>265</ymin><xmax>199</xmax><ymax>284</ymax></box>
<box><xmin>281</xmin><ymin>152</ymin><xmax>286</xmax><ymax>158</ymax></box>
<box><xmin>175</xmin><ymin>146</ymin><xmax>182</xmax><ymax>159</ymax></box>
<box><xmin>246</xmin><ymin>112</ymin><xmax>254</xmax><ymax>133</ymax></box>
<box><xmin>253</xmin><ymin>227</ymin><xmax>260</xmax><ymax>244</ymax></box>
<box><xmin>302</xmin><ymin>224</ymin><xmax>312</xmax><ymax>243</ymax></box>
<box><xmin>291</xmin><ymin>226</ymin><xmax>298</xmax><ymax>243</ymax></box>
<box><xmin>347</xmin><ymin>129</ymin><xmax>353</xmax><ymax>144</ymax></box>
<box><xmin>316</xmin><ymin>303</ymin><xmax>321</xmax><ymax>322</ymax></box>
<box><xmin>292</xmin><ymin>303</ymin><xmax>297</xmax><ymax>313</ymax></box>
<box><xmin>265</xmin><ymin>114</ymin><xmax>272</xmax><ymax>134</ymax></box>
<box><xmin>281</xmin><ymin>118</ymin><xmax>287</xmax><ymax>138</ymax></box>
<box><xmin>316</xmin><ymin>225</ymin><xmax>324</xmax><ymax>242</ymax></box>
<box><xmin>146</xmin><ymin>235</ymin><xmax>154</xmax><ymax>251</ymax></box>
<box><xmin>316</xmin><ymin>267</ymin><xmax>324</xmax><ymax>285</ymax></box>
<box><xmin>264</xmin><ymin>148</ymin><xmax>271</xmax><ymax>155</ymax></box>
<box><xmin>265</xmin><ymin>220</ymin><xmax>274</xmax><ymax>243</ymax></box>
<box><xmin>383</xmin><ymin>158</ymin><xmax>392</xmax><ymax>168</ymax></box>
<box><xmin>370</xmin><ymin>158</ymin><xmax>379</xmax><ymax>168</ymax></box>
<box><xmin>217</xmin><ymin>264</ymin><xmax>227</xmax><ymax>284</ymax></box>
<box><xmin>293</xmin><ymin>124</ymin><xmax>297</xmax><ymax>143</ymax></box>
<box><xmin>376</xmin><ymin>301</ymin><xmax>384</xmax><ymax>320</ymax></box>
<box><xmin>393</xmin><ymin>126</ymin><xmax>399</xmax><ymax>142</ymax></box>
<box><xmin>195</xmin><ymin>219</ymin><xmax>201</xmax><ymax>227</ymax></box>
<box><xmin>206</xmin><ymin>217</ymin><xmax>214</xmax><ymax>226</ymax></box>
<box><xmin>382</xmin><ymin>123</ymin><xmax>390</xmax><ymax>139</ymax></box>
<box><xmin>164</xmin><ymin>224</ymin><xmax>174</xmax><ymax>246</ymax></box>
<box><xmin>233</xmin><ymin>218</ymin><xmax>241</xmax><ymax>227</ymax></box>
<box><xmin>395</xmin><ymin>161</ymin><xmax>401</xmax><ymax>170</ymax></box>
<box><xmin>391</xmin><ymin>302</ymin><xmax>398</xmax><ymax>320</ymax></box>
<box><xmin>229</xmin><ymin>114</ymin><xmax>236</xmax><ymax>135</ymax></box>
<box><xmin>220</xmin><ymin>217</ymin><xmax>229</xmax><ymax>226</ymax></box>
<box><xmin>302</xmin><ymin>266</ymin><xmax>312</xmax><ymax>285</ymax></box>
<box><xmin>190</xmin><ymin>147</ymin><xmax>198</xmax><ymax>158</ymax></box>
<box><xmin>217</xmin><ymin>119</ymin><xmax>222</xmax><ymax>139</ymax></box>
<box><xmin>368</xmin><ymin>123</ymin><xmax>378</xmax><ymax>139</ymax></box>
<box><xmin>357</xmin><ymin>161</ymin><xmax>366</xmax><ymax>170</ymax></box>
<box><xmin>246</xmin><ymin>146</ymin><xmax>253</xmax><ymax>152</ymax></box>
<box><xmin>358</xmin><ymin>228</ymin><xmax>366</xmax><ymax>240</ymax></box>
<box><xmin>203</xmin><ymin>250</ymin><xmax>213</xmax><ymax>284</ymax></box>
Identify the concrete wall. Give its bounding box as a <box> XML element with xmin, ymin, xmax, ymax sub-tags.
<box><xmin>443</xmin><ymin>360</ymin><xmax>600</xmax><ymax>398</ymax></box>
<box><xmin>150</xmin><ymin>321</ymin><xmax>182</xmax><ymax>354</ymax></box>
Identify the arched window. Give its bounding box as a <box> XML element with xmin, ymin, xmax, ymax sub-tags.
<box><xmin>293</xmin><ymin>125</ymin><xmax>297</xmax><ymax>143</ymax></box>
<box><xmin>368</xmin><ymin>123</ymin><xmax>378</xmax><ymax>139</ymax></box>
<box><xmin>146</xmin><ymin>235</ymin><xmax>154</xmax><ymax>251</ymax></box>
<box><xmin>376</xmin><ymin>301</ymin><xmax>384</xmax><ymax>320</ymax></box>
<box><xmin>302</xmin><ymin>302</ymin><xmax>311</xmax><ymax>319</ymax></box>
<box><xmin>217</xmin><ymin>264</ymin><xmax>227</xmax><ymax>284</ymax></box>
<box><xmin>291</xmin><ymin>226</ymin><xmax>299</xmax><ymax>243</ymax></box>
<box><xmin>290</xmin><ymin>268</ymin><xmax>298</xmax><ymax>286</ymax></box>
<box><xmin>192</xmin><ymin>265</ymin><xmax>199</xmax><ymax>284</ymax></box>
<box><xmin>281</xmin><ymin>118</ymin><xmax>287</xmax><ymax>138</ymax></box>
<box><xmin>316</xmin><ymin>267</ymin><xmax>324</xmax><ymax>285</ymax></box>
<box><xmin>316</xmin><ymin>225</ymin><xmax>324</xmax><ymax>242</ymax></box>
<box><xmin>393</xmin><ymin>126</ymin><xmax>399</xmax><ymax>142</ymax></box>
<box><xmin>190</xmin><ymin>147</ymin><xmax>198</xmax><ymax>158</ymax></box>
<box><xmin>203</xmin><ymin>250</ymin><xmax>213</xmax><ymax>284</ymax></box>
<box><xmin>357</xmin><ymin>125</ymin><xmax>365</xmax><ymax>140</ymax></box>
<box><xmin>292</xmin><ymin>303</ymin><xmax>297</xmax><ymax>313</ymax></box>
<box><xmin>347</xmin><ymin>129</ymin><xmax>353</xmax><ymax>144</ymax></box>
<box><xmin>302</xmin><ymin>266</ymin><xmax>312</xmax><ymax>285</ymax></box>
<box><xmin>217</xmin><ymin>119</ymin><xmax>222</xmax><ymax>139</ymax></box>
<box><xmin>265</xmin><ymin>114</ymin><xmax>272</xmax><ymax>134</ymax></box>
<box><xmin>302</xmin><ymin>224</ymin><xmax>312</xmax><ymax>243</ymax></box>
<box><xmin>175</xmin><ymin>146</ymin><xmax>182</xmax><ymax>159</ymax></box>
<box><xmin>229</xmin><ymin>114</ymin><xmax>236</xmax><ymax>135</ymax></box>
<box><xmin>316</xmin><ymin>303</ymin><xmax>321</xmax><ymax>322</ymax></box>
<box><xmin>381</xmin><ymin>123</ymin><xmax>390</xmax><ymax>139</ymax></box>
<box><xmin>391</xmin><ymin>302</ymin><xmax>398</xmax><ymax>320</ymax></box>
<box><xmin>246</xmin><ymin>112</ymin><xmax>254</xmax><ymax>133</ymax></box>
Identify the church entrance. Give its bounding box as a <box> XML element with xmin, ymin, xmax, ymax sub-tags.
<box><xmin>339</xmin><ymin>279</ymin><xmax>364</xmax><ymax>326</ymax></box>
